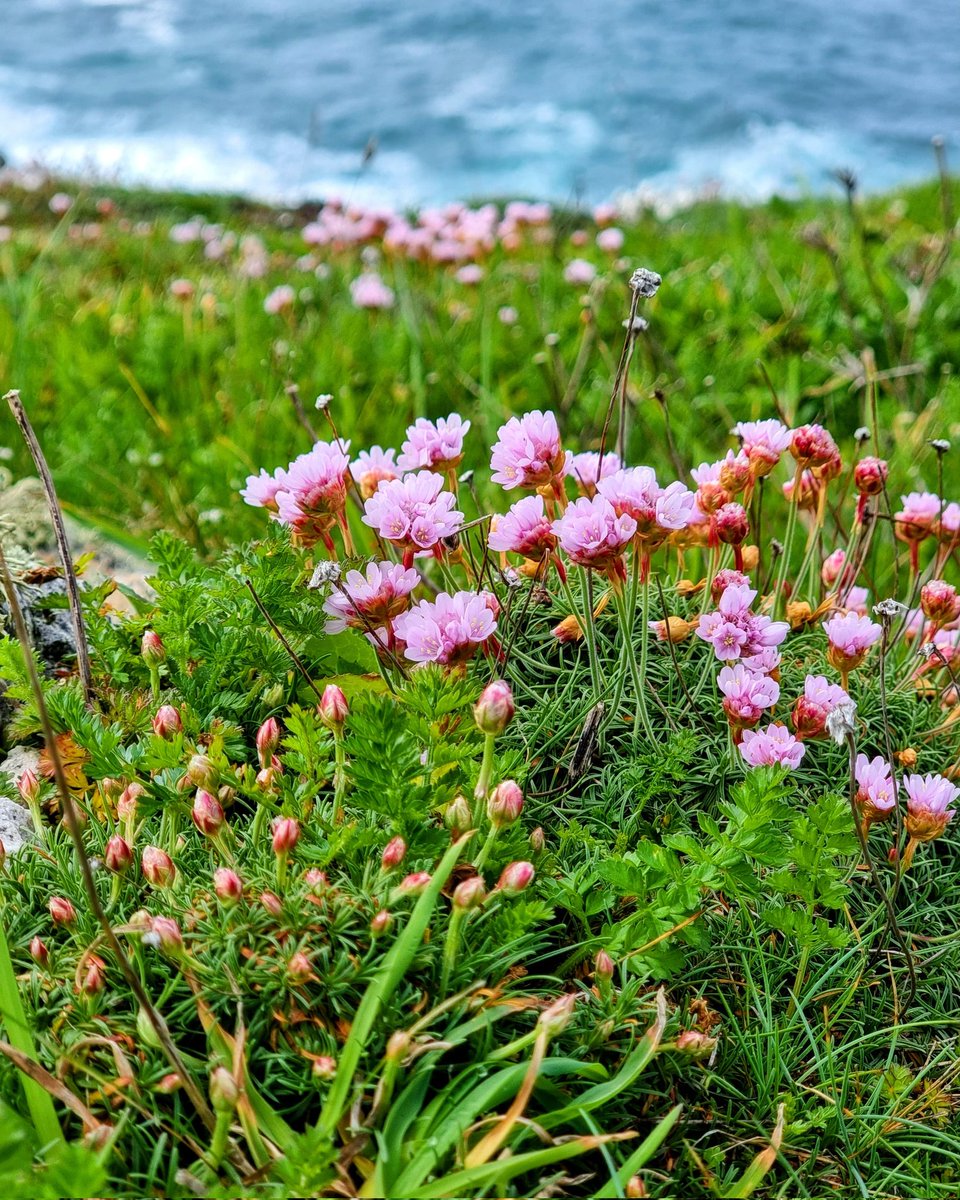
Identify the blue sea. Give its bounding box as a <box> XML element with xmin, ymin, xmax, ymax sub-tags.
<box><xmin>2</xmin><ymin>0</ymin><xmax>958</xmax><ymax>207</ymax></box>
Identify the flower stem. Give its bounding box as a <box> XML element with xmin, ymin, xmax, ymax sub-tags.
<box><xmin>474</xmin><ymin>732</ymin><xmax>496</xmax><ymax>805</ymax></box>
<box><xmin>773</xmin><ymin>463</ymin><xmax>803</xmax><ymax>618</ymax></box>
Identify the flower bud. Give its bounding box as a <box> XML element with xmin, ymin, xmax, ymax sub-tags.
<box><xmin>397</xmin><ymin>871</ymin><xmax>431</xmax><ymax>897</ymax></box>
<box><xmin>16</xmin><ymin>769</ymin><xmax>41</xmax><ymax>808</ymax></box>
<box><xmin>137</xmin><ymin>1006</ymin><xmax>163</xmax><ymax>1049</ymax></box>
<box><xmin>272</xmin><ymin>816</ymin><xmax>300</xmax><ymax>855</ymax></box>
<box><xmin>443</xmin><ymin>795</ymin><xmax>471</xmax><ymax>834</ymax></box>
<box><xmin>256</xmin><ymin>766</ymin><xmax>280</xmax><ymax>791</ymax></box>
<box><xmin>648</xmin><ymin>616</ymin><xmax>696</xmax><ymax>643</ymax></box>
<box><xmin>675</xmin><ymin>1029</ymin><xmax>718</xmax><ymax>1060</ymax></box>
<box><xmin>381</xmin><ymin>835</ymin><xmax>407</xmax><ymax>870</ymax></box>
<box><xmin>487</xmin><ymin>780</ymin><xmax>523</xmax><ymax>827</ymax></box>
<box><xmin>151</xmin><ymin>915</ymin><xmax>183</xmax><ymax>956</ymax></box>
<box><xmin>551</xmin><ymin>613</ymin><xmax>584</xmax><ymax>643</ymax></box>
<box><xmin>256</xmin><ymin>717</ymin><xmax>281</xmax><ymax>768</ymax></box>
<box><xmin>594</xmin><ymin>949</ymin><xmax>615</xmax><ymax>981</ymax></box>
<box><xmin>29</xmin><ymin>936</ymin><xmax>48</xmax><ymax>965</ymax></box>
<box><xmin>715</xmin><ymin>503</ymin><xmax>748</xmax><ymax>546</ymax></box>
<box><xmin>538</xmin><ymin>992</ymin><xmax>576</xmax><ymax>1035</ymax></box>
<box><xmin>385</xmin><ymin>1030</ymin><xmax>411</xmax><ymax>1063</ymax></box>
<box><xmin>626</xmin><ymin>1176</ymin><xmax>647</xmax><ymax>1199</ymax></box>
<box><xmin>141</xmin><ymin>845</ymin><xmax>176</xmax><ymax>887</ymax></box>
<box><xmin>304</xmin><ymin>868</ymin><xmax>328</xmax><ymax>894</ymax></box>
<box><xmin>192</xmin><ymin>789</ymin><xmax>224</xmax><ymax>836</ymax></box>
<box><xmin>80</xmin><ymin>958</ymin><xmax>105</xmax><ymax>995</ymax></box>
<box><xmin>141</xmin><ymin>630</ymin><xmax>166</xmax><ymax>667</ymax></box>
<box><xmin>921</xmin><ymin>580</ymin><xmax>960</xmax><ymax>626</ymax></box>
<box><xmin>117</xmin><ymin>782</ymin><xmax>145</xmax><ymax>822</ymax></box>
<box><xmin>210</xmin><ymin>1066</ymin><xmax>239</xmax><ymax>1113</ymax></box>
<box><xmin>312</xmin><ymin>1055</ymin><xmax>337</xmax><ymax>1079</ymax></box>
<box><xmin>529</xmin><ymin>826</ymin><xmax>545</xmax><ymax>853</ymax></box>
<box><xmin>710</xmin><ymin>568</ymin><xmax>750</xmax><ymax>605</ymax></box>
<box><xmin>319</xmin><ymin>685</ymin><xmax>348</xmax><ymax>730</ymax></box>
<box><xmin>821</xmin><ymin>548</ymin><xmax>846</xmax><ymax>588</ymax></box>
<box><xmin>790</xmin><ymin>423</ymin><xmax>838</xmax><ymax>469</ymax></box>
<box><xmin>186</xmin><ymin>753</ymin><xmax>219</xmax><ymax>791</ymax></box>
<box><xmin>497</xmin><ymin>860</ymin><xmax>535</xmax><ymax>896</ymax></box>
<box><xmin>452</xmin><ymin>875</ymin><xmax>485</xmax><ymax>909</ymax></box>
<box><xmin>370</xmin><ymin>909</ymin><xmax>393</xmax><ymax>936</ymax></box>
<box><xmin>155</xmin><ymin>1073</ymin><xmax>183</xmax><ymax>1094</ymax></box>
<box><xmin>473</xmin><ymin>680</ymin><xmax>515</xmax><ymax>735</ymax></box>
<box><xmin>213</xmin><ymin>867</ymin><xmax>243</xmax><ymax>904</ymax></box>
<box><xmin>104</xmin><ymin>834</ymin><xmax>133</xmax><ymax>874</ymax></box>
<box><xmin>152</xmin><ymin>705</ymin><xmax>182</xmax><ymax>738</ymax></box>
<box><xmin>854</xmin><ymin>456</ymin><xmax>888</xmax><ymax>496</ymax></box>
<box><xmin>287</xmin><ymin>950</ymin><xmax>313</xmax><ymax>983</ymax></box>
<box><xmin>49</xmin><ymin>896</ymin><xmax>76</xmax><ymax>925</ymax></box>
<box><xmin>260</xmin><ymin>891</ymin><xmax>283</xmax><ymax>917</ymax></box>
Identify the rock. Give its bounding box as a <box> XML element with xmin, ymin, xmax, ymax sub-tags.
<box><xmin>0</xmin><ymin>746</ymin><xmax>40</xmax><ymax>797</ymax></box>
<box><xmin>0</xmin><ymin>478</ymin><xmax>53</xmax><ymax>553</ymax></box>
<box><xmin>0</xmin><ymin>796</ymin><xmax>35</xmax><ymax>855</ymax></box>
<box><xmin>1</xmin><ymin>576</ymin><xmax>77</xmax><ymax>666</ymax></box>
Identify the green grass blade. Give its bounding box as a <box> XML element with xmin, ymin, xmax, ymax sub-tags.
<box><xmin>592</xmin><ymin>1104</ymin><xmax>683</xmax><ymax>1198</ymax></box>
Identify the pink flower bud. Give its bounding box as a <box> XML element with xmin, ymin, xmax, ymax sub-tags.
<box><xmin>49</xmin><ymin>896</ymin><xmax>76</xmax><ymax>925</ymax></box>
<box><xmin>210</xmin><ymin>1066</ymin><xmax>239</xmax><ymax>1113</ymax></box>
<box><xmin>152</xmin><ymin>705</ymin><xmax>182</xmax><ymax>738</ymax></box>
<box><xmin>213</xmin><ymin>867</ymin><xmax>243</xmax><ymax>904</ymax></box>
<box><xmin>186</xmin><ymin>753</ymin><xmax>219</xmax><ymax>792</ymax></box>
<box><xmin>715</xmin><ymin>503</ymin><xmax>748</xmax><ymax>546</ymax></box>
<box><xmin>117</xmin><ymin>782</ymin><xmax>145</xmax><ymax>821</ymax></box>
<box><xmin>594</xmin><ymin>949</ymin><xmax>614</xmax><ymax>981</ymax></box>
<box><xmin>921</xmin><ymin>580</ymin><xmax>960</xmax><ymax>626</ymax></box>
<box><xmin>385</xmin><ymin>1030</ymin><xmax>411</xmax><ymax>1063</ymax></box>
<box><xmin>381</xmin><ymin>835</ymin><xmax>407</xmax><ymax>870</ymax></box>
<box><xmin>17</xmin><ymin>769</ymin><xmax>41</xmax><ymax>807</ymax></box>
<box><xmin>304</xmin><ymin>868</ymin><xmax>328</xmax><ymax>894</ymax></box>
<box><xmin>538</xmin><ymin>992</ymin><xmax>576</xmax><ymax>1035</ymax></box>
<box><xmin>474</xmin><ymin>680</ymin><xmax>515</xmax><ymax>735</ymax></box>
<box><xmin>452</xmin><ymin>875</ymin><xmax>485</xmax><ymax>909</ymax></box>
<box><xmin>854</xmin><ymin>456</ymin><xmax>888</xmax><ymax>496</ymax></box>
<box><xmin>256</xmin><ymin>717</ymin><xmax>281</xmax><ymax>768</ymax></box>
<box><xmin>260</xmin><ymin>890</ymin><xmax>283</xmax><ymax>916</ymax></box>
<box><xmin>790</xmin><ymin>423</ymin><xmax>838</xmax><ymax>469</ymax></box>
<box><xmin>529</xmin><ymin>826</ymin><xmax>545</xmax><ymax>853</ymax></box>
<box><xmin>821</xmin><ymin>548</ymin><xmax>846</xmax><ymax>588</ymax></box>
<box><xmin>150</xmin><ymin>915</ymin><xmax>183</xmax><ymax>956</ymax></box>
<box><xmin>319</xmin><ymin>685</ymin><xmax>349</xmax><ymax>730</ymax></box>
<box><xmin>487</xmin><ymin>780</ymin><xmax>523</xmax><ymax>827</ymax></box>
<box><xmin>711</xmin><ymin>568</ymin><xmax>750</xmax><ymax>605</ymax></box>
<box><xmin>104</xmin><ymin>834</ymin><xmax>133</xmax><ymax>874</ymax></box>
<box><xmin>370</xmin><ymin>909</ymin><xmax>393</xmax><ymax>936</ymax></box>
<box><xmin>80</xmin><ymin>958</ymin><xmax>105</xmax><ymax>995</ymax></box>
<box><xmin>272</xmin><ymin>816</ymin><xmax>300</xmax><ymax>855</ymax></box>
<box><xmin>141</xmin><ymin>630</ymin><xmax>166</xmax><ymax>666</ymax></box>
<box><xmin>287</xmin><ymin>950</ymin><xmax>313</xmax><ymax>983</ymax></box>
<box><xmin>156</xmin><ymin>1073</ymin><xmax>183</xmax><ymax>1094</ymax></box>
<box><xmin>141</xmin><ymin>845</ymin><xmax>176</xmax><ymax>887</ymax></box>
<box><xmin>443</xmin><ymin>795</ymin><xmax>471</xmax><ymax>833</ymax></box>
<box><xmin>497</xmin><ymin>860</ymin><xmax>535</xmax><ymax>896</ymax></box>
<box><xmin>256</xmin><ymin>765</ymin><xmax>279</xmax><ymax>791</ymax></box>
<box><xmin>675</xmin><ymin>1029</ymin><xmax>718</xmax><ymax>1059</ymax></box>
<box><xmin>312</xmin><ymin>1055</ymin><xmax>337</xmax><ymax>1079</ymax></box>
<box><xmin>397</xmin><ymin>871</ymin><xmax>431</xmax><ymax>896</ymax></box>
<box><xmin>29</xmin><ymin>936</ymin><xmax>48</xmax><ymax>965</ymax></box>
<box><xmin>192</xmin><ymin>789</ymin><xmax>224</xmax><ymax>836</ymax></box>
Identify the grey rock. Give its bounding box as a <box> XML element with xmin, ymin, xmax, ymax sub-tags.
<box><xmin>0</xmin><ymin>746</ymin><xmax>40</xmax><ymax>801</ymax></box>
<box><xmin>0</xmin><ymin>796</ymin><xmax>35</xmax><ymax>856</ymax></box>
<box><xmin>0</xmin><ymin>478</ymin><xmax>54</xmax><ymax>553</ymax></box>
<box><xmin>1</xmin><ymin>577</ymin><xmax>77</xmax><ymax>666</ymax></box>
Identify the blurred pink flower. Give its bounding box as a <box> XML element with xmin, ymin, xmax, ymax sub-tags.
<box><xmin>350</xmin><ymin>272</ymin><xmax>395</xmax><ymax>309</ymax></box>
<box><xmin>563</xmin><ymin>258</ymin><xmax>597</xmax><ymax>285</ymax></box>
<box><xmin>351</xmin><ymin>446</ymin><xmax>399</xmax><ymax>499</ymax></box>
<box><xmin>565</xmin><ymin>451</ymin><xmax>622</xmax><ymax>496</ymax></box>
<box><xmin>264</xmin><ymin>284</ymin><xmax>296</xmax><ymax>314</ymax></box>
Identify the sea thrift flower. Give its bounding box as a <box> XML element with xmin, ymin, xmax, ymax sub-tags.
<box><xmin>487</xmin><ymin>779</ymin><xmax>523</xmax><ymax>825</ymax></box>
<box><xmin>742</xmin><ymin>646</ymin><xmax>782</xmax><ymax>675</ymax></box>
<box><xmin>563</xmin><ymin>258</ymin><xmax>597</xmax><ymax>285</ymax></box>
<box><xmin>241</xmin><ymin>464</ymin><xmax>289</xmax><ymax>511</ymax></box>
<box><xmin>49</xmin><ymin>896</ymin><xmax>76</xmax><ymax>925</ymax></box>
<box><xmin>711</xmin><ymin>569</ymin><xmax>751</xmax><ymax>604</ymax></box>
<box><xmin>488</xmin><ymin>495</ymin><xmax>558</xmax><ymax>561</ymax></box>
<box><xmin>782</xmin><ymin>469</ymin><xmax>820</xmax><ymax>510</ymax></box>
<box><xmin>263</xmin><ymin>284</ymin><xmax>295</xmax><ymax>315</ymax></box>
<box><xmin>29</xmin><ymin>937</ymin><xmax>48</xmax><ymax>965</ymax></box>
<box><xmin>452</xmin><ymin>876</ymin><xmax>485</xmax><ymax>909</ymax></box>
<box><xmin>381</xmin><ymin>836</ymin><xmax>407</xmax><ymax>869</ymax></box>
<box><xmin>740</xmin><ymin>724</ymin><xmax>806</xmax><ymax>768</ymax></box>
<box><xmin>141</xmin><ymin>846</ymin><xmax>176</xmax><ymax>888</ymax></box>
<box><xmin>213</xmin><ymin>867</ymin><xmax>243</xmax><ymax>904</ymax></box>
<box><xmin>370</xmin><ymin>910</ymin><xmax>393</xmax><ymax>936</ymax></box>
<box><xmin>152</xmin><ymin>705</ymin><xmax>182</xmax><ymax>738</ymax></box>
<box><xmin>323</xmin><ymin>561</ymin><xmax>420</xmax><ymax>634</ymax></box>
<box><xmin>362</xmin><ymin>471</ymin><xmax>463</xmax><ymax>561</ymax></box>
<box><xmin>104</xmin><ymin>835</ymin><xmax>133</xmax><ymax>874</ymax></box>
<box><xmin>716</xmin><ymin>503</ymin><xmax>749</xmax><ymax>560</ymax></box>
<box><xmin>854</xmin><ymin>456</ymin><xmax>888</xmax><ymax>496</ymax></box>
<box><xmin>854</xmin><ymin>754</ymin><xmax>897</xmax><ymax>829</ymax></box>
<box><xmin>792</xmin><ymin>675</ymin><xmax>851</xmax><ymax>740</ymax></box>
<box><xmin>351</xmin><ymin>447</ymin><xmax>399</xmax><ymax>499</ymax></box>
<box><xmin>397</xmin><ymin>871</ymin><xmax>431</xmax><ymax>896</ymax></box>
<box><xmin>256</xmin><ymin>718</ymin><xmax>280</xmax><ymax>769</ymax></box>
<box><xmin>498</xmin><ymin>305</ymin><xmax>518</xmax><ymax>325</ymax></box>
<box><xmin>393</xmin><ymin>590</ymin><xmax>498</xmax><ymax>665</ymax></box>
<box><xmin>272</xmin><ymin>817</ymin><xmax>300</xmax><ymax>854</ymax></box>
<box><xmin>350</xmin><ymin>272</ymin><xmax>395</xmax><ymax>309</ymax></box>
<box><xmin>565</xmin><ymin>450</ymin><xmax>622</xmax><ymax>496</ymax></box>
<box><xmin>275</xmin><ymin>441</ymin><xmax>351</xmax><ymax>545</ymax></box>
<box><xmin>80</xmin><ymin>958</ymin><xmax>106</xmax><ymax>995</ymax></box>
<box><xmin>455</xmin><ymin>263</ymin><xmax>484</xmax><ymax>284</ymax></box>
<box><xmin>903</xmin><ymin>773</ymin><xmax>958</xmax><ymax>844</ymax></box>
<box><xmin>490</xmin><ymin>410</ymin><xmax>565</xmax><ymax>491</ymax></box>
<box><xmin>497</xmin><ymin>861</ymin><xmax>535</xmax><ymax>895</ymax></box>
<box><xmin>698</xmin><ymin>585</ymin><xmax>789</xmax><ymax>661</ymax></box>
<box><xmin>397</xmin><ymin>414</ymin><xmax>470</xmax><ymax>473</ymax></box>
<box><xmin>596</xmin><ymin>227</ymin><xmax>624</xmax><ymax>252</ymax></box>
<box><xmin>689</xmin><ymin>461</ymin><xmax>730</xmax><ymax>516</ymax></box>
<box><xmin>192</xmin><ymin>789</ymin><xmax>225</xmax><ymax>836</ymax></box>
<box><xmin>150</xmin><ymin>916</ymin><xmax>183</xmax><ymax>956</ymax></box>
<box><xmin>319</xmin><ymin>685</ymin><xmax>349</xmax><ymax>728</ymax></box>
<box><xmin>824</xmin><ymin>612</ymin><xmax>882</xmax><ymax>679</ymax></box>
<box><xmin>790</xmin><ymin>423</ymin><xmax>839</xmax><ymax>469</ymax></box>
<box><xmin>717</xmin><ymin>664</ymin><xmax>780</xmax><ymax>730</ymax></box>
<box><xmin>921</xmin><ymin>580</ymin><xmax>960</xmax><ymax>627</ymax></box>
<box><xmin>821</xmin><ymin>548</ymin><xmax>847</xmax><ymax>588</ymax></box>
<box><xmin>734</xmin><ymin>419</ymin><xmax>793</xmax><ymax>477</ymax></box>
<box><xmin>551</xmin><ymin>495</ymin><xmax>636</xmax><ymax>574</ymax></box>
<box><xmin>718</xmin><ymin>450</ymin><xmax>752</xmax><ymax>496</ymax></box>
<box><xmin>141</xmin><ymin>630</ymin><xmax>165</xmax><ymax>666</ymax></box>
<box><xmin>474</xmin><ymin>680</ymin><xmax>515</xmax><ymax>734</ymax></box>
<box><xmin>17</xmin><ymin>769</ymin><xmax>41</xmax><ymax>809</ymax></box>
<box><xmin>598</xmin><ymin>468</ymin><xmax>695</xmax><ymax>547</ymax></box>
<box><xmin>896</xmin><ymin>493</ymin><xmax>942</xmax><ymax>562</ymax></box>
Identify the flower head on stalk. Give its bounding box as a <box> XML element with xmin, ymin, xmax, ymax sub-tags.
<box><xmin>551</xmin><ymin>495</ymin><xmax>636</xmax><ymax>578</ymax></box>
<box><xmin>490</xmin><ymin>410</ymin><xmax>565</xmax><ymax>492</ymax></box>
<box><xmin>351</xmin><ymin>446</ymin><xmax>398</xmax><ymax>499</ymax></box>
<box><xmin>323</xmin><ymin>561</ymin><xmax>420</xmax><ymax>634</ymax></box>
<box><xmin>597</xmin><ymin>467</ymin><xmax>695</xmax><ymax>548</ymax></box>
<box><xmin>903</xmin><ymin>773</ymin><xmax>958</xmax><ymax>846</ymax></box>
<box><xmin>398</xmin><ymin>414</ymin><xmax>471</xmax><ymax>473</ymax></box>
<box><xmin>920</xmin><ymin>580</ymin><xmax>960</xmax><ymax>629</ymax></box>
<box><xmin>393</xmin><ymin>590</ymin><xmax>498</xmax><ymax>665</ymax></box>
<box><xmin>824</xmin><ymin>611</ymin><xmax>882</xmax><ymax>684</ymax></box>
<box><xmin>733</xmin><ymin>419</ymin><xmax>792</xmax><ymax>478</ymax></box>
<box><xmin>740</xmin><ymin>723</ymin><xmax>806</xmax><ymax>768</ymax></box>
<box><xmin>854</xmin><ymin>754</ymin><xmax>897</xmax><ymax>829</ymax></box>
<box><xmin>790</xmin><ymin>424</ymin><xmax>838</xmax><ymax>470</ymax></box>
<box><xmin>274</xmin><ymin>440</ymin><xmax>352</xmax><ymax>549</ymax></box>
<box><xmin>564</xmin><ymin>450</ymin><xmax>621</xmax><ymax>496</ymax></box>
<box><xmin>362</xmin><ymin>471</ymin><xmax>463</xmax><ymax>563</ymax></box>
<box><xmin>896</xmin><ymin>493</ymin><xmax>942</xmax><ymax>570</ymax></box>
<box><xmin>718</xmin><ymin>450</ymin><xmax>752</xmax><ymax>496</ymax></box>
<box><xmin>717</xmin><ymin>664</ymin><xmax>780</xmax><ymax>731</ymax></box>
<box><xmin>241</xmin><ymin>464</ymin><xmax>289</xmax><ymax>511</ymax></box>
<box><xmin>698</xmin><ymin>584</ymin><xmax>789</xmax><ymax>662</ymax></box>
<box><xmin>488</xmin><ymin>495</ymin><xmax>558</xmax><ymax>561</ymax></box>
<box><xmin>782</xmin><ymin>469</ymin><xmax>821</xmax><ymax>510</ymax></box>
<box><xmin>689</xmin><ymin>460</ymin><xmax>730</xmax><ymax>517</ymax></box>
<box><xmin>792</xmin><ymin>674</ymin><xmax>851</xmax><ymax>740</ymax></box>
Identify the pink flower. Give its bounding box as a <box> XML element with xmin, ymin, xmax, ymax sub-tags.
<box><xmin>488</xmin><ymin>495</ymin><xmax>557</xmax><ymax>560</ymax></box>
<box><xmin>790</xmin><ymin>423</ymin><xmax>839</xmax><ymax>469</ymax></box>
<box><xmin>397</xmin><ymin>414</ymin><xmax>470</xmax><ymax>473</ymax></box>
<box><xmin>563</xmin><ymin>258</ymin><xmax>597</xmax><ymax>285</ymax></box>
<box><xmin>939</xmin><ymin>502</ymin><xmax>960</xmax><ymax>545</ymax></box>
<box><xmin>717</xmin><ymin>664</ymin><xmax>780</xmax><ymax>729</ymax></box>
<box><xmin>393</xmin><ymin>590</ymin><xmax>498</xmax><ymax>665</ymax></box>
<box><xmin>821</xmin><ymin>548</ymin><xmax>847</xmax><ymax>587</ymax></box>
<box><xmin>920</xmin><ymin>580</ymin><xmax>960</xmax><ymax>626</ymax></box>
<box><xmin>734</xmin><ymin>419</ymin><xmax>792</xmax><ymax>477</ymax></box>
<box><xmin>839</xmin><ymin>586</ymin><xmax>870</xmax><ymax>615</ymax></box>
<box><xmin>565</xmin><ymin>451</ymin><xmax>622</xmax><ymax>496</ymax></box>
<box><xmin>455</xmin><ymin>264</ymin><xmax>484</xmax><ymax>284</ymax></box>
<box><xmin>742</xmin><ymin>646</ymin><xmax>782</xmax><ymax>674</ymax></box>
<box><xmin>498</xmin><ymin>305</ymin><xmax>518</xmax><ymax>326</ymax></box>
<box><xmin>689</xmin><ymin>460</ymin><xmax>730</xmax><ymax>516</ymax></box>
<box><xmin>551</xmin><ymin>495</ymin><xmax>636</xmax><ymax>572</ymax></box>
<box><xmin>854</xmin><ymin>754</ymin><xmax>896</xmax><ymax>828</ymax></box>
<box><xmin>241</xmin><ymin>465</ymin><xmax>289</xmax><ymax>511</ymax></box>
<box><xmin>264</xmin><ymin>284</ymin><xmax>296</xmax><ymax>315</ymax></box>
<box><xmin>698</xmin><ymin>584</ymin><xmax>788</xmax><ymax>662</ymax></box>
<box><xmin>854</xmin><ymin>456</ymin><xmax>888</xmax><ymax>496</ymax></box>
<box><xmin>490</xmin><ymin>410</ymin><xmax>565</xmax><ymax>491</ymax></box>
<box><xmin>362</xmin><ymin>471</ymin><xmax>463</xmax><ymax>560</ymax></box>
<box><xmin>792</xmin><ymin>674</ymin><xmax>851</xmax><ymax>740</ymax></box>
<box><xmin>824</xmin><ymin>611</ymin><xmax>882</xmax><ymax>675</ymax></box>
<box><xmin>895</xmin><ymin>492</ymin><xmax>941</xmax><ymax>543</ymax></box>
<box><xmin>596</xmin><ymin>227</ymin><xmax>624</xmax><ymax>253</ymax></box>
<box><xmin>598</xmin><ymin>468</ymin><xmax>695</xmax><ymax>544</ymax></box>
<box><xmin>323</xmin><ymin>561</ymin><xmax>420</xmax><ymax>633</ymax></box>
<box><xmin>351</xmin><ymin>446</ymin><xmax>399</xmax><ymax>500</ymax></box>
<box><xmin>350</xmin><ymin>272</ymin><xmax>395</xmax><ymax>309</ymax></box>
<box><xmin>903</xmin><ymin>772</ymin><xmax>958</xmax><ymax>842</ymax></box>
<box><xmin>275</xmin><ymin>441</ymin><xmax>351</xmax><ymax>545</ymax></box>
<box><xmin>740</xmin><ymin>724</ymin><xmax>806</xmax><ymax>769</ymax></box>
<box><xmin>711</xmin><ymin>568</ymin><xmax>751</xmax><ymax>604</ymax></box>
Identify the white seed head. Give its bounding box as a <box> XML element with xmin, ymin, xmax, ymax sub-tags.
<box><xmin>826</xmin><ymin>700</ymin><xmax>858</xmax><ymax>744</ymax></box>
<box><xmin>630</xmin><ymin>267</ymin><xmax>662</xmax><ymax>297</ymax></box>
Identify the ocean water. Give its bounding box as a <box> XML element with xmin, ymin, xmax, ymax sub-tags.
<box><xmin>2</xmin><ymin>0</ymin><xmax>958</xmax><ymax>207</ymax></box>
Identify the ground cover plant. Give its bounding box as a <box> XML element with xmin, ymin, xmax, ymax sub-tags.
<box><xmin>0</xmin><ymin>166</ymin><xmax>959</xmax><ymax>1197</ymax></box>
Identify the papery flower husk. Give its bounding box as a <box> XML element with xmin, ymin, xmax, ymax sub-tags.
<box><xmin>740</xmin><ymin>544</ymin><xmax>760</xmax><ymax>572</ymax></box>
<box><xmin>827</xmin><ymin>644</ymin><xmax>867</xmax><ymax>675</ymax></box>
<box><xmin>905</xmin><ymin>809</ymin><xmax>952</xmax><ymax>842</ymax></box>
<box><xmin>895</xmin><ymin>747</ymin><xmax>918</xmax><ymax>767</ymax></box>
<box><xmin>675</xmin><ymin>578</ymin><xmax>706</xmax><ymax>597</ymax></box>
<box><xmin>857</xmin><ymin>797</ymin><xmax>895</xmax><ymax>829</ymax></box>
<box><xmin>787</xmin><ymin>601</ymin><xmax>814</xmax><ymax>629</ymax></box>
<box><xmin>651</xmin><ymin>616</ymin><xmax>696</xmax><ymax>643</ymax></box>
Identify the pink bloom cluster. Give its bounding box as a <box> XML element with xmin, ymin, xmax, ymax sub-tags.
<box><xmin>490</xmin><ymin>411</ymin><xmax>566</xmax><ymax>491</ymax></box>
<box><xmin>854</xmin><ymin>755</ymin><xmax>896</xmax><ymax>828</ymax></box>
<box><xmin>718</xmin><ymin>664</ymin><xmax>780</xmax><ymax>730</ymax></box>
<box><xmin>824</xmin><ymin>612</ymin><xmax>882</xmax><ymax>674</ymax></box>
<box><xmin>733</xmin><ymin>419</ymin><xmax>793</xmax><ymax>477</ymax></box>
<box><xmin>242</xmin><ymin>440</ymin><xmax>352</xmax><ymax>550</ymax></box>
<box><xmin>393</xmin><ymin>591</ymin><xmax>498</xmax><ymax>665</ymax></box>
<box><xmin>903</xmin><ymin>773</ymin><xmax>959</xmax><ymax>841</ymax></box>
<box><xmin>551</xmin><ymin>496</ymin><xmax>636</xmax><ymax>573</ymax></box>
<box><xmin>740</xmin><ymin>724</ymin><xmax>806</xmax><ymax>768</ymax></box>
<box><xmin>322</xmin><ymin>561</ymin><xmax>420</xmax><ymax>634</ymax></box>
<box><xmin>565</xmin><ymin>451</ymin><xmax>622</xmax><ymax>496</ymax></box>
<box><xmin>598</xmin><ymin>467</ymin><xmax>696</xmax><ymax>548</ymax></box>
<box><xmin>362</xmin><ymin>471</ymin><xmax>463</xmax><ymax>561</ymax></box>
<box><xmin>398</xmin><ymin>414</ymin><xmax>470</xmax><ymax>473</ymax></box>
<box><xmin>792</xmin><ymin>674</ymin><xmax>851</xmax><ymax>741</ymax></box>
<box><xmin>351</xmin><ymin>446</ymin><xmax>399</xmax><ymax>499</ymax></box>
<box><xmin>489</xmin><ymin>496</ymin><xmax>557</xmax><ymax>561</ymax></box>
<box><xmin>350</xmin><ymin>273</ymin><xmax>395</xmax><ymax>309</ymax></box>
<box><xmin>697</xmin><ymin>585</ymin><xmax>789</xmax><ymax>663</ymax></box>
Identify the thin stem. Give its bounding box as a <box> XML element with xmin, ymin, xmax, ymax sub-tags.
<box><xmin>773</xmin><ymin>464</ymin><xmax>803</xmax><ymax>618</ymax></box>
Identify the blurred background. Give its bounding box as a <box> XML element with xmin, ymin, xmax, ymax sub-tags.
<box><xmin>3</xmin><ymin>0</ymin><xmax>959</xmax><ymax>207</ymax></box>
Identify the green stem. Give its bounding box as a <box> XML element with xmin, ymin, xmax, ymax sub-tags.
<box><xmin>473</xmin><ymin>825</ymin><xmax>499</xmax><ymax>875</ymax></box>
<box><xmin>440</xmin><ymin>909</ymin><xmax>466</xmax><ymax>996</ymax></box>
<box><xmin>558</xmin><ymin>570</ymin><xmax>601</xmax><ymax>696</ymax></box>
<box><xmin>473</xmin><ymin>732</ymin><xmax>496</xmax><ymax>806</ymax></box>
<box><xmin>773</xmin><ymin>463</ymin><xmax>804</xmax><ymax>619</ymax></box>
<box><xmin>612</xmin><ymin>583</ymin><xmax>653</xmax><ymax>743</ymax></box>
<box><xmin>333</xmin><ymin>731</ymin><xmax>346</xmax><ymax>823</ymax></box>
<box><xmin>207</xmin><ymin>1109</ymin><xmax>231</xmax><ymax>1172</ymax></box>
